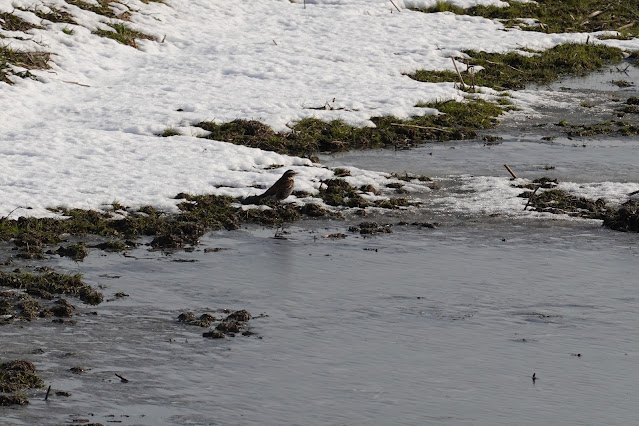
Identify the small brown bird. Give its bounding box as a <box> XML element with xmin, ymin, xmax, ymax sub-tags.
<box><xmin>242</xmin><ymin>169</ymin><xmax>297</xmax><ymax>205</ymax></box>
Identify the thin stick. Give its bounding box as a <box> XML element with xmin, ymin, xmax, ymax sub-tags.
<box><xmin>115</xmin><ymin>373</ymin><xmax>129</xmax><ymax>383</ymax></box>
<box><xmin>524</xmin><ymin>186</ymin><xmax>540</xmax><ymax>211</ymax></box>
<box><xmin>504</xmin><ymin>164</ymin><xmax>517</xmax><ymax>179</ymax></box>
<box><xmin>484</xmin><ymin>59</ymin><xmax>523</xmax><ymax>73</ymax></box>
<box><xmin>389</xmin><ymin>0</ymin><xmax>401</xmax><ymax>12</ymax></box>
<box><xmin>618</xmin><ymin>22</ymin><xmax>636</xmax><ymax>31</ymax></box>
<box><xmin>451</xmin><ymin>57</ymin><xmax>465</xmax><ymax>89</ymax></box>
<box><xmin>390</xmin><ymin>122</ymin><xmax>452</xmax><ymax>133</ymax></box>
<box><xmin>62</xmin><ymin>80</ymin><xmax>90</xmax><ymax>87</ymax></box>
<box><xmin>44</xmin><ymin>385</ymin><xmax>51</xmax><ymax>401</ymax></box>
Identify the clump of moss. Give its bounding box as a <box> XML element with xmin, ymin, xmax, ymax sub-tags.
<box><xmin>93</xmin><ymin>23</ymin><xmax>155</xmax><ymax>48</ymax></box>
<box><xmin>410</xmin><ymin>44</ymin><xmax>624</xmax><ymax>91</ymax></box>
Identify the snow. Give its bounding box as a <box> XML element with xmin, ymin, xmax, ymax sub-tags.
<box><xmin>1</xmin><ymin>0</ymin><xmax>638</xmax><ymax>217</ymax></box>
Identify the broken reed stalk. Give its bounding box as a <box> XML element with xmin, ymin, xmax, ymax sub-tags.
<box><xmin>115</xmin><ymin>373</ymin><xmax>129</xmax><ymax>383</ymax></box>
<box><xmin>390</xmin><ymin>122</ymin><xmax>451</xmax><ymax>133</ymax></box>
<box><xmin>524</xmin><ymin>186</ymin><xmax>540</xmax><ymax>211</ymax></box>
<box><xmin>390</xmin><ymin>0</ymin><xmax>401</xmax><ymax>12</ymax></box>
<box><xmin>451</xmin><ymin>57</ymin><xmax>466</xmax><ymax>90</ymax></box>
<box><xmin>44</xmin><ymin>385</ymin><xmax>51</xmax><ymax>401</ymax></box>
<box><xmin>504</xmin><ymin>164</ymin><xmax>517</xmax><ymax>179</ymax></box>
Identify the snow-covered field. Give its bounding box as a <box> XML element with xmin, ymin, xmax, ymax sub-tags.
<box><xmin>1</xmin><ymin>0</ymin><xmax>638</xmax><ymax>217</ymax></box>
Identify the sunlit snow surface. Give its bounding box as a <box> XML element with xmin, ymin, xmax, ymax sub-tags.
<box><xmin>1</xmin><ymin>0</ymin><xmax>639</xmax><ymax>217</ymax></box>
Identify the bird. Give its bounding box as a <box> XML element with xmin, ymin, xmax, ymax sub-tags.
<box><xmin>242</xmin><ymin>169</ymin><xmax>297</xmax><ymax>205</ymax></box>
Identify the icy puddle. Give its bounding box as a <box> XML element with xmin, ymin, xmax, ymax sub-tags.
<box><xmin>2</xmin><ymin>217</ymin><xmax>639</xmax><ymax>425</ymax></box>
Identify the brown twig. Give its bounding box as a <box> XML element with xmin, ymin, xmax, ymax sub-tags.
<box><xmin>390</xmin><ymin>122</ymin><xmax>452</xmax><ymax>133</ymax></box>
<box><xmin>44</xmin><ymin>385</ymin><xmax>51</xmax><ymax>401</ymax></box>
<box><xmin>389</xmin><ymin>0</ymin><xmax>401</xmax><ymax>12</ymax></box>
<box><xmin>115</xmin><ymin>373</ymin><xmax>129</xmax><ymax>383</ymax></box>
<box><xmin>451</xmin><ymin>57</ymin><xmax>465</xmax><ymax>89</ymax></box>
<box><xmin>618</xmin><ymin>22</ymin><xmax>636</xmax><ymax>31</ymax></box>
<box><xmin>62</xmin><ymin>80</ymin><xmax>90</xmax><ymax>87</ymax></box>
<box><xmin>484</xmin><ymin>59</ymin><xmax>523</xmax><ymax>74</ymax></box>
<box><xmin>524</xmin><ymin>186</ymin><xmax>540</xmax><ymax>211</ymax></box>
<box><xmin>504</xmin><ymin>164</ymin><xmax>517</xmax><ymax>180</ymax></box>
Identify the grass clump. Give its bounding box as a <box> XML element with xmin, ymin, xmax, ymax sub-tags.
<box><xmin>0</xmin><ymin>360</ymin><xmax>44</xmax><ymax>406</ymax></box>
<box><xmin>410</xmin><ymin>43</ymin><xmax>623</xmax><ymax>91</ymax></box>
<box><xmin>32</xmin><ymin>6</ymin><xmax>76</xmax><ymax>24</ymax></box>
<box><xmin>196</xmin><ymin>99</ymin><xmax>503</xmax><ymax>156</ymax></box>
<box><xmin>0</xmin><ymin>11</ymin><xmax>41</xmax><ymax>32</ymax></box>
<box><xmin>158</xmin><ymin>128</ymin><xmax>181</xmax><ymax>137</ymax></box>
<box><xmin>0</xmin><ymin>46</ymin><xmax>51</xmax><ymax>84</ymax></box>
<box><xmin>93</xmin><ymin>23</ymin><xmax>155</xmax><ymax>48</ymax></box>
<box><xmin>561</xmin><ymin>120</ymin><xmax>639</xmax><ymax>137</ymax></box>
<box><xmin>413</xmin><ymin>0</ymin><xmax>639</xmax><ymax>38</ymax></box>
<box><xmin>0</xmin><ymin>271</ymin><xmax>103</xmax><ymax>305</ymax></box>
<box><xmin>65</xmin><ymin>0</ymin><xmax>118</xmax><ymax>18</ymax></box>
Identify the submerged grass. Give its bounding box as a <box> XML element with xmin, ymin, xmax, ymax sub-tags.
<box><xmin>414</xmin><ymin>0</ymin><xmax>639</xmax><ymax>38</ymax></box>
<box><xmin>410</xmin><ymin>43</ymin><xmax>624</xmax><ymax>91</ymax></box>
<box><xmin>196</xmin><ymin>99</ymin><xmax>504</xmax><ymax>157</ymax></box>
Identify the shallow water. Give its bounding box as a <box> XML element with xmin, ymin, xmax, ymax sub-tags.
<box><xmin>2</xmin><ymin>217</ymin><xmax>639</xmax><ymax>425</ymax></box>
<box><xmin>3</xmin><ymin>68</ymin><xmax>639</xmax><ymax>425</ymax></box>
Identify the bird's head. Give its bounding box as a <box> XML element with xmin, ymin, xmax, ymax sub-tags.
<box><xmin>283</xmin><ymin>170</ymin><xmax>297</xmax><ymax>178</ymax></box>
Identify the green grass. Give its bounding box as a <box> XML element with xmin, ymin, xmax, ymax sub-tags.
<box><xmin>65</xmin><ymin>0</ymin><xmax>118</xmax><ymax>18</ymax></box>
<box><xmin>0</xmin><ymin>46</ymin><xmax>51</xmax><ymax>84</ymax></box>
<box><xmin>93</xmin><ymin>23</ymin><xmax>155</xmax><ymax>48</ymax></box>
<box><xmin>0</xmin><ymin>270</ymin><xmax>102</xmax><ymax>305</ymax></box>
<box><xmin>196</xmin><ymin>99</ymin><xmax>504</xmax><ymax>157</ymax></box>
<box><xmin>409</xmin><ymin>43</ymin><xmax>624</xmax><ymax>91</ymax></box>
<box><xmin>0</xmin><ymin>11</ymin><xmax>41</xmax><ymax>31</ymax></box>
<box><xmin>158</xmin><ymin>128</ymin><xmax>181</xmax><ymax>137</ymax></box>
<box><xmin>32</xmin><ymin>6</ymin><xmax>76</xmax><ymax>24</ymax></box>
<box><xmin>413</xmin><ymin>0</ymin><xmax>639</xmax><ymax>38</ymax></box>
